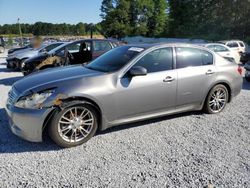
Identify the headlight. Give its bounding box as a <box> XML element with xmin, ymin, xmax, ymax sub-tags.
<box><xmin>21</xmin><ymin>61</ymin><xmax>26</xmax><ymax>68</ymax></box>
<box><xmin>15</xmin><ymin>89</ymin><xmax>54</xmax><ymax>109</ymax></box>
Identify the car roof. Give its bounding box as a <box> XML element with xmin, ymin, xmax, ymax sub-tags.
<box><xmin>125</xmin><ymin>43</ymin><xmax>211</xmax><ymax>50</ymax></box>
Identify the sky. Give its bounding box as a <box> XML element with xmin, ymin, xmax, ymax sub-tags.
<box><xmin>0</xmin><ymin>0</ymin><xmax>103</xmax><ymax>25</ymax></box>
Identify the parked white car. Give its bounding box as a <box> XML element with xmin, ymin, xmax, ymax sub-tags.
<box><xmin>205</xmin><ymin>43</ymin><xmax>241</xmax><ymax>64</ymax></box>
<box><xmin>219</xmin><ymin>40</ymin><xmax>246</xmax><ymax>54</ymax></box>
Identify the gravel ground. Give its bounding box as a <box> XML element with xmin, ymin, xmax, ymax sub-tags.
<box><xmin>0</xmin><ymin>50</ymin><xmax>249</xmax><ymax>188</ymax></box>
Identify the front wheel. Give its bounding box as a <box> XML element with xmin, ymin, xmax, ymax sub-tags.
<box><xmin>204</xmin><ymin>84</ymin><xmax>229</xmax><ymax>114</ymax></box>
<box><xmin>49</xmin><ymin>102</ymin><xmax>98</xmax><ymax>148</ymax></box>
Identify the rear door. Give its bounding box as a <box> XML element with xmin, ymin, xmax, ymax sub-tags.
<box><xmin>176</xmin><ymin>47</ymin><xmax>216</xmax><ymax>107</ymax></box>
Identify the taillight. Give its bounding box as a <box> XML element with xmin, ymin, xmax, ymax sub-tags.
<box><xmin>237</xmin><ymin>66</ymin><xmax>243</xmax><ymax>75</ymax></box>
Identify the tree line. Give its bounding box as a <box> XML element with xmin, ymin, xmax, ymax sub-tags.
<box><xmin>100</xmin><ymin>0</ymin><xmax>250</xmax><ymax>42</ymax></box>
<box><xmin>0</xmin><ymin>0</ymin><xmax>250</xmax><ymax>42</ymax></box>
<box><xmin>0</xmin><ymin>22</ymin><xmax>100</xmax><ymax>36</ymax></box>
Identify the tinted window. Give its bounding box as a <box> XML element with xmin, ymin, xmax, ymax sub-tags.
<box><xmin>176</xmin><ymin>47</ymin><xmax>213</xmax><ymax>68</ymax></box>
<box><xmin>66</xmin><ymin>43</ymin><xmax>81</xmax><ymax>53</ymax></box>
<box><xmin>227</xmin><ymin>42</ymin><xmax>239</xmax><ymax>48</ymax></box>
<box><xmin>86</xmin><ymin>46</ymin><xmax>144</xmax><ymax>72</ymax></box>
<box><xmin>239</xmin><ymin>42</ymin><xmax>245</xmax><ymax>47</ymax></box>
<box><xmin>134</xmin><ymin>48</ymin><xmax>173</xmax><ymax>73</ymax></box>
<box><xmin>44</xmin><ymin>43</ymin><xmax>62</xmax><ymax>52</ymax></box>
<box><xmin>93</xmin><ymin>41</ymin><xmax>112</xmax><ymax>52</ymax></box>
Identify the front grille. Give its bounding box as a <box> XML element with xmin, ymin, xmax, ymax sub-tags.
<box><xmin>7</xmin><ymin>87</ymin><xmax>19</xmax><ymax>105</ymax></box>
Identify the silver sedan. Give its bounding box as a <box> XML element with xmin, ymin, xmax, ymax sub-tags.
<box><xmin>6</xmin><ymin>43</ymin><xmax>243</xmax><ymax>147</ymax></box>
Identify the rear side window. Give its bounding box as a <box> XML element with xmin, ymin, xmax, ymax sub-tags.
<box><xmin>176</xmin><ymin>47</ymin><xmax>213</xmax><ymax>69</ymax></box>
<box><xmin>134</xmin><ymin>48</ymin><xmax>173</xmax><ymax>73</ymax></box>
<box><xmin>239</xmin><ymin>42</ymin><xmax>245</xmax><ymax>47</ymax></box>
<box><xmin>227</xmin><ymin>42</ymin><xmax>239</xmax><ymax>48</ymax></box>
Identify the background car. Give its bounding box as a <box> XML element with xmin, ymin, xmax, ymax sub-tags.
<box><xmin>240</xmin><ymin>52</ymin><xmax>250</xmax><ymax>64</ymax></box>
<box><xmin>244</xmin><ymin>61</ymin><xmax>250</xmax><ymax>82</ymax></box>
<box><xmin>21</xmin><ymin>39</ymin><xmax>120</xmax><ymax>75</ymax></box>
<box><xmin>6</xmin><ymin>43</ymin><xmax>243</xmax><ymax>147</ymax></box>
<box><xmin>6</xmin><ymin>42</ymin><xmax>64</xmax><ymax>70</ymax></box>
<box><xmin>205</xmin><ymin>43</ymin><xmax>241</xmax><ymax>63</ymax></box>
<box><xmin>8</xmin><ymin>44</ymin><xmax>33</xmax><ymax>55</ymax></box>
<box><xmin>0</xmin><ymin>36</ymin><xmax>5</xmax><ymax>53</ymax></box>
<box><xmin>219</xmin><ymin>40</ymin><xmax>246</xmax><ymax>54</ymax></box>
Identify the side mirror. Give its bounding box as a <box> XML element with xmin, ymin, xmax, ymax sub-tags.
<box><xmin>129</xmin><ymin>66</ymin><xmax>147</xmax><ymax>76</ymax></box>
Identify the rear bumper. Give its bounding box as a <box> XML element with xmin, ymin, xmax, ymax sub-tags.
<box><xmin>5</xmin><ymin>103</ymin><xmax>54</xmax><ymax>142</ymax></box>
<box><xmin>231</xmin><ymin>76</ymin><xmax>243</xmax><ymax>99</ymax></box>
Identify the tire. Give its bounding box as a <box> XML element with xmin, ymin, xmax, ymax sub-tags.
<box><xmin>49</xmin><ymin>102</ymin><xmax>98</xmax><ymax>148</ymax></box>
<box><xmin>245</xmin><ymin>76</ymin><xmax>250</xmax><ymax>82</ymax></box>
<box><xmin>204</xmin><ymin>84</ymin><xmax>229</xmax><ymax>114</ymax></box>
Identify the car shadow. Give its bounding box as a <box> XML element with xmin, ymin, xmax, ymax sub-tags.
<box><xmin>0</xmin><ymin>108</ymin><xmax>61</xmax><ymax>154</ymax></box>
<box><xmin>98</xmin><ymin>111</ymin><xmax>203</xmax><ymax>136</ymax></box>
<box><xmin>0</xmin><ymin>106</ymin><xmax>203</xmax><ymax>154</ymax></box>
<box><xmin>0</xmin><ymin>76</ymin><xmax>23</xmax><ymax>86</ymax></box>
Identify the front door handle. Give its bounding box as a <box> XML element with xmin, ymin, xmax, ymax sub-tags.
<box><xmin>206</xmin><ymin>70</ymin><xmax>215</xmax><ymax>75</ymax></box>
<box><xmin>163</xmin><ymin>76</ymin><xmax>175</xmax><ymax>82</ymax></box>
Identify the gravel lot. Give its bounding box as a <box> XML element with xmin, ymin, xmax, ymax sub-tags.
<box><xmin>0</xmin><ymin>50</ymin><xmax>249</xmax><ymax>188</ymax></box>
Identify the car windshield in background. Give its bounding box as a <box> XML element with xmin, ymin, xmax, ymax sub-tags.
<box><xmin>86</xmin><ymin>46</ymin><xmax>144</xmax><ymax>72</ymax></box>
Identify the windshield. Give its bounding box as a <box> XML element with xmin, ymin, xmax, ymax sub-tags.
<box><xmin>86</xmin><ymin>46</ymin><xmax>144</xmax><ymax>72</ymax></box>
<box><xmin>48</xmin><ymin>42</ymin><xmax>69</xmax><ymax>55</ymax></box>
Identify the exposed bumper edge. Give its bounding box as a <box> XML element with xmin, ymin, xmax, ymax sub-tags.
<box><xmin>5</xmin><ymin>104</ymin><xmax>54</xmax><ymax>142</ymax></box>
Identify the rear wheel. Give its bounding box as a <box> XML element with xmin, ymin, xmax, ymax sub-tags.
<box><xmin>49</xmin><ymin>102</ymin><xmax>98</xmax><ymax>148</ymax></box>
<box><xmin>204</xmin><ymin>84</ymin><xmax>229</xmax><ymax>114</ymax></box>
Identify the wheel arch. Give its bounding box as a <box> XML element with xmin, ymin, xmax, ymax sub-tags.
<box><xmin>42</xmin><ymin>96</ymin><xmax>103</xmax><ymax>137</ymax></box>
<box><xmin>203</xmin><ymin>81</ymin><xmax>232</xmax><ymax>107</ymax></box>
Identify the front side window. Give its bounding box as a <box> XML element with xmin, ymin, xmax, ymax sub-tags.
<box><xmin>133</xmin><ymin>48</ymin><xmax>173</xmax><ymax>73</ymax></box>
<box><xmin>66</xmin><ymin>43</ymin><xmax>81</xmax><ymax>53</ymax></box>
<box><xmin>93</xmin><ymin>41</ymin><xmax>112</xmax><ymax>52</ymax></box>
<box><xmin>44</xmin><ymin>43</ymin><xmax>63</xmax><ymax>52</ymax></box>
<box><xmin>176</xmin><ymin>47</ymin><xmax>213</xmax><ymax>69</ymax></box>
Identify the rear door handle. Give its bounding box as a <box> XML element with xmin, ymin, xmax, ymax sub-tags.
<box><xmin>206</xmin><ymin>70</ymin><xmax>215</xmax><ymax>75</ymax></box>
<box><xmin>163</xmin><ymin>76</ymin><xmax>175</xmax><ymax>82</ymax></box>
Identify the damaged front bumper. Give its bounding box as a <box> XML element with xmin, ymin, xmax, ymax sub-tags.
<box><xmin>5</xmin><ymin>103</ymin><xmax>54</xmax><ymax>142</ymax></box>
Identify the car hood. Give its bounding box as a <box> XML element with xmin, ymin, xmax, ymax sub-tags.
<box><xmin>25</xmin><ymin>53</ymin><xmax>49</xmax><ymax>64</ymax></box>
<box><xmin>16</xmin><ymin>50</ymin><xmax>38</xmax><ymax>59</ymax></box>
<box><xmin>14</xmin><ymin>65</ymin><xmax>104</xmax><ymax>93</ymax></box>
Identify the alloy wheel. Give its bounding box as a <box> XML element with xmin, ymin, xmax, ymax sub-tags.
<box><xmin>57</xmin><ymin>107</ymin><xmax>94</xmax><ymax>143</ymax></box>
<box><xmin>208</xmin><ymin>87</ymin><xmax>227</xmax><ymax>113</ymax></box>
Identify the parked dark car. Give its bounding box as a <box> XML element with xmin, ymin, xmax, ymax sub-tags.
<box><xmin>21</xmin><ymin>39</ymin><xmax>120</xmax><ymax>75</ymax></box>
<box><xmin>240</xmin><ymin>52</ymin><xmax>250</xmax><ymax>64</ymax></box>
<box><xmin>6</xmin><ymin>42</ymin><xmax>64</xmax><ymax>70</ymax></box>
<box><xmin>0</xmin><ymin>36</ymin><xmax>5</xmax><ymax>53</ymax></box>
<box><xmin>8</xmin><ymin>44</ymin><xmax>33</xmax><ymax>55</ymax></box>
<box><xmin>244</xmin><ymin>61</ymin><xmax>250</xmax><ymax>82</ymax></box>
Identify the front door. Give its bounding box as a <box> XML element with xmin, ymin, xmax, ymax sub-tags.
<box><xmin>115</xmin><ymin>47</ymin><xmax>177</xmax><ymax>120</ymax></box>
